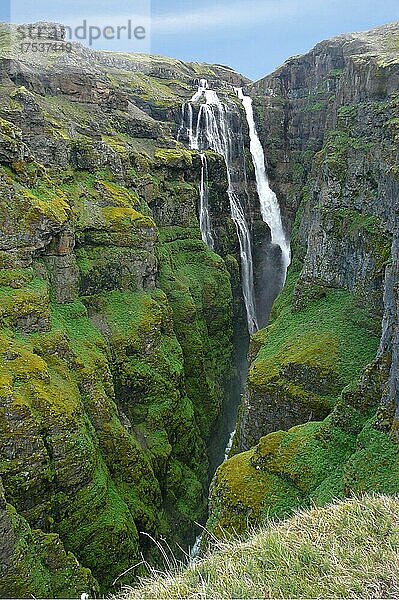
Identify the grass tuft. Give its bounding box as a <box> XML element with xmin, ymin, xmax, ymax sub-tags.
<box><xmin>120</xmin><ymin>495</ymin><xmax>399</xmax><ymax>600</ymax></box>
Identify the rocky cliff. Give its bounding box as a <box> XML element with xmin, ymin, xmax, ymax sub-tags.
<box><xmin>0</xmin><ymin>19</ymin><xmax>398</xmax><ymax>598</ymax></box>
<box><xmin>208</xmin><ymin>22</ymin><xmax>399</xmax><ymax>537</ymax></box>
<box><xmin>0</xmin><ymin>24</ymin><xmax>253</xmax><ymax>597</ymax></box>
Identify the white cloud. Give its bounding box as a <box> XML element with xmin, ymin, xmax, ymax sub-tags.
<box><xmin>10</xmin><ymin>0</ymin><xmax>331</xmax><ymax>45</ymax></box>
<box><xmin>58</xmin><ymin>0</ymin><xmax>321</xmax><ymax>33</ymax></box>
<box><xmin>151</xmin><ymin>0</ymin><xmax>320</xmax><ymax>33</ymax></box>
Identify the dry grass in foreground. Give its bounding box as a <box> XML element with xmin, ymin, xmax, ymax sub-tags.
<box><xmin>117</xmin><ymin>495</ymin><xmax>399</xmax><ymax>599</ymax></box>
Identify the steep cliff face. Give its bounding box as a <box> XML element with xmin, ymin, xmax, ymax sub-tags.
<box><xmin>1</xmin><ymin>19</ymin><xmax>398</xmax><ymax>595</ymax></box>
<box><xmin>0</xmin><ymin>478</ymin><xmax>98</xmax><ymax>598</ymax></box>
<box><xmin>209</xmin><ymin>23</ymin><xmax>399</xmax><ymax>537</ymax></box>
<box><xmin>0</xmin><ymin>25</ymin><xmax>250</xmax><ymax>596</ymax></box>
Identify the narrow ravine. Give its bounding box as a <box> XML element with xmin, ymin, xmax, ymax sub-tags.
<box><xmin>3</xmin><ymin>20</ymin><xmax>399</xmax><ymax>598</ymax></box>
<box><xmin>180</xmin><ymin>81</ymin><xmax>289</xmax><ymax>557</ymax></box>
<box><xmin>180</xmin><ymin>80</ymin><xmax>290</xmax><ymax>468</ymax></box>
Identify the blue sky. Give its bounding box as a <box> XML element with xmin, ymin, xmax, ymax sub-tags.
<box><xmin>2</xmin><ymin>0</ymin><xmax>399</xmax><ymax>80</ymax></box>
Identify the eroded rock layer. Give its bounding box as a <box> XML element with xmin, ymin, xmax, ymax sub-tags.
<box><xmin>1</xmin><ymin>20</ymin><xmax>398</xmax><ymax>596</ymax></box>
<box><xmin>209</xmin><ymin>22</ymin><xmax>399</xmax><ymax>538</ymax></box>
<box><xmin>0</xmin><ymin>25</ymin><xmax>252</xmax><ymax>596</ymax></box>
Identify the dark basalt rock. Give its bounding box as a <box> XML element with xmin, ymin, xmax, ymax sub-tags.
<box><xmin>236</xmin><ymin>21</ymin><xmax>399</xmax><ymax>450</ymax></box>
<box><xmin>0</xmin><ymin>17</ymin><xmax>398</xmax><ymax>595</ymax></box>
<box><xmin>0</xmin><ymin>24</ymin><xmax>245</xmax><ymax>596</ymax></box>
<box><xmin>207</xmin><ymin>22</ymin><xmax>399</xmax><ymax>542</ymax></box>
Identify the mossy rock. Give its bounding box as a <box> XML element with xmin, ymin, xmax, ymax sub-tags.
<box><xmin>208</xmin><ymin>347</ymin><xmax>397</xmax><ymax>541</ymax></box>
<box><xmin>0</xmin><ymin>494</ymin><xmax>99</xmax><ymax>599</ymax></box>
<box><xmin>0</xmin><ymin>275</ymin><xmax>51</xmax><ymax>333</ymax></box>
<box><xmin>158</xmin><ymin>234</ymin><xmax>234</xmax><ymax>439</ymax></box>
<box><xmin>238</xmin><ymin>266</ymin><xmax>380</xmax><ymax>450</ymax></box>
<box><xmin>0</xmin><ymin>287</ymin><xmax>211</xmax><ymax>593</ymax></box>
<box><xmin>208</xmin><ymin>408</ymin><xmax>399</xmax><ymax>540</ymax></box>
<box><xmin>0</xmin><ymin>169</ymin><xmax>70</xmax><ymax>263</ymax></box>
<box><xmin>154</xmin><ymin>148</ymin><xmax>194</xmax><ymax>168</ymax></box>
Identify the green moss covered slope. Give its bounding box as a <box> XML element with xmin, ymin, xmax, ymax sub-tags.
<box><xmin>0</xmin><ymin>38</ymin><xmax>238</xmax><ymax>596</ymax></box>
<box><xmin>208</xmin><ymin>22</ymin><xmax>399</xmax><ymax>541</ymax></box>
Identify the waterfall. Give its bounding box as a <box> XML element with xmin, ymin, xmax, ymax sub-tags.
<box><xmin>185</xmin><ymin>80</ymin><xmax>259</xmax><ymax>335</ymax></box>
<box><xmin>199</xmin><ymin>153</ymin><xmax>215</xmax><ymax>250</ymax></box>
<box><xmin>224</xmin><ymin>428</ymin><xmax>236</xmax><ymax>461</ymax></box>
<box><xmin>190</xmin><ymin>419</ymin><xmax>237</xmax><ymax>561</ymax></box>
<box><xmin>177</xmin><ymin>103</ymin><xmax>195</xmax><ymax>147</ymax></box>
<box><xmin>236</xmin><ymin>88</ymin><xmax>291</xmax><ymax>278</ymax></box>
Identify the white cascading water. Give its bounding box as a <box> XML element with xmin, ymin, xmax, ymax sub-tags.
<box><xmin>187</xmin><ymin>81</ymin><xmax>261</xmax><ymax>560</ymax></box>
<box><xmin>178</xmin><ymin>82</ymin><xmax>216</xmax><ymax>252</ymax></box>
<box><xmin>199</xmin><ymin>153</ymin><xmax>215</xmax><ymax>250</ymax></box>
<box><xmin>185</xmin><ymin>80</ymin><xmax>258</xmax><ymax>334</ymax></box>
<box><xmin>236</xmin><ymin>88</ymin><xmax>291</xmax><ymax>278</ymax></box>
<box><xmin>190</xmin><ymin>78</ymin><xmax>209</xmax><ymax>103</ymax></box>
<box><xmin>224</xmin><ymin>428</ymin><xmax>236</xmax><ymax>461</ymax></box>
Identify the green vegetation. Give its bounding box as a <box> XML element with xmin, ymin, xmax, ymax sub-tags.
<box><xmin>303</xmin><ymin>100</ymin><xmax>326</xmax><ymax>113</ymax></box>
<box><xmin>322</xmin><ymin>207</ymin><xmax>392</xmax><ymax>269</ymax></box>
<box><xmin>158</xmin><ymin>234</ymin><xmax>234</xmax><ymax>439</ymax></box>
<box><xmin>244</xmin><ymin>265</ymin><xmax>380</xmax><ymax>436</ymax></box>
<box><xmin>0</xmin><ymin>275</ymin><xmax>50</xmax><ymax>331</ymax></box>
<box><xmin>337</xmin><ymin>104</ymin><xmax>358</xmax><ymax>122</ymax></box>
<box><xmin>205</xmin><ymin>36</ymin><xmax>399</xmax><ymax>539</ymax></box>
<box><xmin>208</xmin><ymin>390</ymin><xmax>399</xmax><ymax>535</ymax></box>
<box><xmin>114</xmin><ymin>72</ymin><xmax>186</xmax><ymax>107</ymax></box>
<box><xmin>125</xmin><ymin>496</ymin><xmax>399</xmax><ymax>600</ymax></box>
<box><xmin>154</xmin><ymin>148</ymin><xmax>194</xmax><ymax>167</ymax></box>
<box><xmin>382</xmin><ymin>33</ymin><xmax>399</xmax><ymax>53</ymax></box>
<box><xmin>315</xmin><ymin>130</ymin><xmax>372</xmax><ymax>182</ymax></box>
<box><xmin>0</xmin><ymin>274</ymin><xmax>218</xmax><ymax>593</ymax></box>
<box><xmin>1</xmin><ymin>20</ymin><xmax>399</xmax><ymax>600</ymax></box>
<box><xmin>260</xmin><ymin>268</ymin><xmax>379</xmax><ymax>384</ymax></box>
<box><xmin>0</xmin><ymin>166</ymin><xmax>70</xmax><ymax>254</ymax></box>
<box><xmin>329</xmin><ymin>68</ymin><xmax>344</xmax><ymax>78</ymax></box>
<box><xmin>0</xmin><ymin>99</ymin><xmax>235</xmax><ymax>595</ymax></box>
<box><xmin>1</xmin><ymin>502</ymin><xmax>98</xmax><ymax>599</ymax></box>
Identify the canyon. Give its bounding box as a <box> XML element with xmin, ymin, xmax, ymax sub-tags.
<box><xmin>0</xmin><ymin>20</ymin><xmax>398</xmax><ymax>598</ymax></box>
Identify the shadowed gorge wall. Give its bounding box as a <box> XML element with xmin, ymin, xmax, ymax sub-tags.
<box><xmin>207</xmin><ymin>22</ymin><xmax>399</xmax><ymax>540</ymax></box>
<box><xmin>0</xmin><ymin>20</ymin><xmax>399</xmax><ymax>598</ymax></box>
<box><xmin>0</xmin><ymin>27</ymin><xmax>255</xmax><ymax>595</ymax></box>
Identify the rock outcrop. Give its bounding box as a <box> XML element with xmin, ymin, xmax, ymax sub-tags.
<box><xmin>0</xmin><ymin>478</ymin><xmax>98</xmax><ymax>598</ymax></box>
<box><xmin>208</xmin><ymin>22</ymin><xmax>399</xmax><ymax>538</ymax></box>
<box><xmin>0</xmin><ymin>24</ymin><xmax>247</xmax><ymax>596</ymax></box>
<box><xmin>1</xmin><ymin>19</ymin><xmax>398</xmax><ymax>596</ymax></box>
